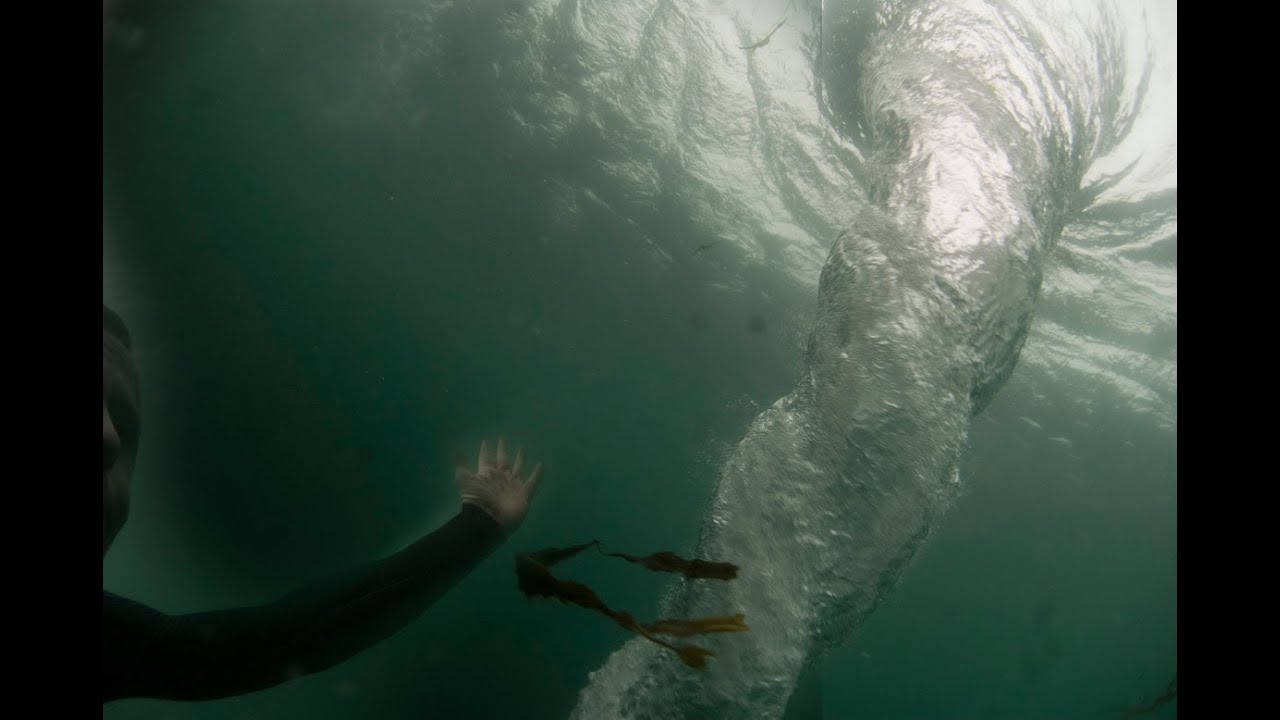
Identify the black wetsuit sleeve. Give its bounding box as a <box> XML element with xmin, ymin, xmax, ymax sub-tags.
<box><xmin>103</xmin><ymin>504</ymin><xmax>505</xmax><ymax>702</ymax></box>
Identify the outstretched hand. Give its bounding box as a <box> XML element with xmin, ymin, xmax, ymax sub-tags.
<box><xmin>455</xmin><ymin>437</ymin><xmax>543</xmax><ymax>535</ymax></box>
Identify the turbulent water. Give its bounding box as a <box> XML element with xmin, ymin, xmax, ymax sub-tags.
<box><xmin>372</xmin><ymin>0</ymin><xmax>1175</xmax><ymax>717</ymax></box>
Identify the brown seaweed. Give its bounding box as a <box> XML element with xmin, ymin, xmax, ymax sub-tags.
<box><xmin>515</xmin><ymin>541</ymin><xmax>748</xmax><ymax>669</ymax></box>
<box><xmin>644</xmin><ymin>614</ymin><xmax>750</xmax><ymax>637</ymax></box>
<box><xmin>528</xmin><ymin>540</ymin><xmax>602</xmax><ymax>568</ymax></box>
<box><xmin>598</xmin><ymin>549</ymin><xmax>739</xmax><ymax>580</ymax></box>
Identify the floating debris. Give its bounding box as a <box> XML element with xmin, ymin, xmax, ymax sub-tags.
<box><xmin>516</xmin><ymin>540</ymin><xmax>747</xmax><ymax>669</ymax></box>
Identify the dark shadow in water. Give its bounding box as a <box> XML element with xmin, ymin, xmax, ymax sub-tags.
<box><xmin>1117</xmin><ymin>675</ymin><xmax>1176</xmax><ymax>718</ymax></box>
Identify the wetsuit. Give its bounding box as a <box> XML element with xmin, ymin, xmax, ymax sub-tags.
<box><xmin>103</xmin><ymin>504</ymin><xmax>503</xmax><ymax>702</ymax></box>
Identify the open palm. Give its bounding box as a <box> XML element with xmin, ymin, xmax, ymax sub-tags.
<box><xmin>455</xmin><ymin>437</ymin><xmax>544</xmax><ymax>534</ymax></box>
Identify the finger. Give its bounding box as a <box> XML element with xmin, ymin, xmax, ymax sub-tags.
<box><xmin>496</xmin><ymin>436</ymin><xmax>509</xmax><ymax>469</ymax></box>
<box><xmin>477</xmin><ymin>440</ymin><xmax>490</xmax><ymax>473</ymax></box>
<box><xmin>526</xmin><ymin>462</ymin><xmax>544</xmax><ymax>498</ymax></box>
<box><xmin>513</xmin><ymin>446</ymin><xmax>525</xmax><ymax>476</ymax></box>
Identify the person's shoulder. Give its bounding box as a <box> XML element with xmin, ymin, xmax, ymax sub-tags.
<box><xmin>103</xmin><ymin>590</ymin><xmax>132</xmax><ymax>616</ymax></box>
<box><xmin>103</xmin><ymin>590</ymin><xmax>158</xmax><ymax>620</ymax></box>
